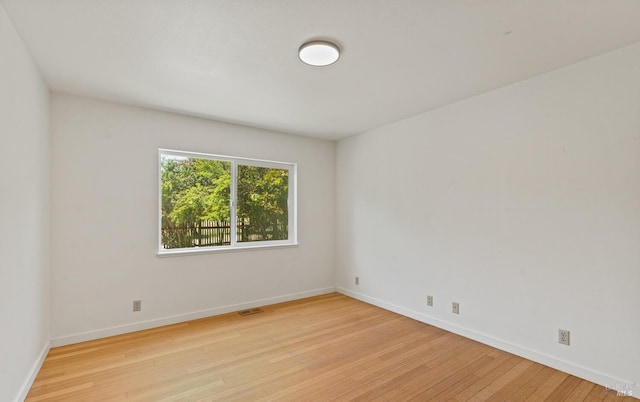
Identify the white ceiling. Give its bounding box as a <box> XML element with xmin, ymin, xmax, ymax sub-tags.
<box><xmin>3</xmin><ymin>0</ymin><xmax>640</xmax><ymax>140</ymax></box>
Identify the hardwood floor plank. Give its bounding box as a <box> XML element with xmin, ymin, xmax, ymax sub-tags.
<box><xmin>500</xmin><ymin>365</ymin><xmax>557</xmax><ymax>401</ymax></box>
<box><xmin>450</xmin><ymin>353</ymin><xmax>523</xmax><ymax>401</ymax></box>
<box><xmin>545</xmin><ymin>375</ymin><xmax>583</xmax><ymax>400</ymax></box>
<box><xmin>565</xmin><ymin>380</ymin><xmax>596</xmax><ymax>401</ymax></box>
<box><xmin>465</xmin><ymin>359</ymin><xmax>535</xmax><ymax>401</ymax></box>
<box><xmin>524</xmin><ymin>370</ymin><xmax>570</xmax><ymax>401</ymax></box>
<box><xmin>25</xmin><ymin>293</ymin><xmax>624</xmax><ymax>401</ymax></box>
<box><xmin>483</xmin><ymin>363</ymin><xmax>546</xmax><ymax>401</ymax></box>
<box><xmin>402</xmin><ymin>355</ymin><xmax>495</xmax><ymax>400</ymax></box>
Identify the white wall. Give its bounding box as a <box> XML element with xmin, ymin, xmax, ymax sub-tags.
<box><xmin>50</xmin><ymin>94</ymin><xmax>335</xmax><ymax>344</ymax></box>
<box><xmin>337</xmin><ymin>43</ymin><xmax>640</xmax><ymax>392</ymax></box>
<box><xmin>0</xmin><ymin>4</ymin><xmax>50</xmax><ymax>402</ymax></box>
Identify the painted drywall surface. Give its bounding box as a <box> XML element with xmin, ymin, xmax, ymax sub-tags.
<box><xmin>0</xmin><ymin>4</ymin><xmax>50</xmax><ymax>402</ymax></box>
<box><xmin>337</xmin><ymin>43</ymin><xmax>640</xmax><ymax>387</ymax></box>
<box><xmin>50</xmin><ymin>94</ymin><xmax>335</xmax><ymax>341</ymax></box>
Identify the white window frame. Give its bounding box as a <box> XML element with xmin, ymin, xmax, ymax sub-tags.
<box><xmin>158</xmin><ymin>149</ymin><xmax>297</xmax><ymax>256</ymax></box>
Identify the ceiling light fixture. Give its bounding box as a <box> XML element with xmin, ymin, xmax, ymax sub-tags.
<box><xmin>298</xmin><ymin>40</ymin><xmax>340</xmax><ymax>67</ymax></box>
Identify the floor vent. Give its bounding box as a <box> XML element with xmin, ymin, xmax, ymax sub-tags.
<box><xmin>238</xmin><ymin>308</ymin><xmax>264</xmax><ymax>316</ymax></box>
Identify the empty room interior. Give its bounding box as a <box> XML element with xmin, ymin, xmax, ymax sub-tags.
<box><xmin>2</xmin><ymin>1</ymin><xmax>639</xmax><ymax>401</ymax></box>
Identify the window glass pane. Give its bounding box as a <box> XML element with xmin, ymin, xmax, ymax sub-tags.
<box><xmin>161</xmin><ymin>154</ymin><xmax>231</xmax><ymax>249</ymax></box>
<box><xmin>237</xmin><ymin>165</ymin><xmax>289</xmax><ymax>243</ymax></box>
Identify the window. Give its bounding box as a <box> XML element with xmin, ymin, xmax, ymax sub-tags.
<box><xmin>158</xmin><ymin>149</ymin><xmax>296</xmax><ymax>254</ymax></box>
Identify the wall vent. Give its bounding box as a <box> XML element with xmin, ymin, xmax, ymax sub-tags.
<box><xmin>238</xmin><ymin>308</ymin><xmax>264</xmax><ymax>316</ymax></box>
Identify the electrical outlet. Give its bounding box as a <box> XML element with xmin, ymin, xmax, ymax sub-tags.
<box><xmin>426</xmin><ymin>295</ymin><xmax>433</xmax><ymax>307</ymax></box>
<box><xmin>355</xmin><ymin>276</ymin><xmax>359</xmax><ymax>285</ymax></box>
<box><xmin>133</xmin><ymin>300</ymin><xmax>142</xmax><ymax>312</ymax></box>
<box><xmin>452</xmin><ymin>302</ymin><xmax>460</xmax><ymax>314</ymax></box>
<box><xmin>558</xmin><ymin>329</ymin><xmax>570</xmax><ymax>345</ymax></box>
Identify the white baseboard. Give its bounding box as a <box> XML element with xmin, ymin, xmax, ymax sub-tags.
<box><xmin>51</xmin><ymin>287</ymin><xmax>336</xmax><ymax>347</ymax></box>
<box><xmin>15</xmin><ymin>340</ymin><xmax>50</xmax><ymax>402</ymax></box>
<box><xmin>337</xmin><ymin>287</ymin><xmax>639</xmax><ymax>400</ymax></box>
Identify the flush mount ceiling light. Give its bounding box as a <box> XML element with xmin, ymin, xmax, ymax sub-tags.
<box><xmin>298</xmin><ymin>40</ymin><xmax>340</xmax><ymax>66</ymax></box>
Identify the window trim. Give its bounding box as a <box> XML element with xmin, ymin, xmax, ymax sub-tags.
<box><xmin>157</xmin><ymin>148</ymin><xmax>297</xmax><ymax>256</ymax></box>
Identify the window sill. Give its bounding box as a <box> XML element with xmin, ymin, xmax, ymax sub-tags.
<box><xmin>156</xmin><ymin>242</ymin><xmax>299</xmax><ymax>257</ymax></box>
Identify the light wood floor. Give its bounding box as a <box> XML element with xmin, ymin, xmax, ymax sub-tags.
<box><xmin>27</xmin><ymin>293</ymin><xmax>631</xmax><ymax>401</ymax></box>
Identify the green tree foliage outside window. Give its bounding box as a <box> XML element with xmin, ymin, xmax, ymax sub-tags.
<box><xmin>237</xmin><ymin>165</ymin><xmax>289</xmax><ymax>243</ymax></box>
<box><xmin>161</xmin><ymin>154</ymin><xmax>289</xmax><ymax>249</ymax></box>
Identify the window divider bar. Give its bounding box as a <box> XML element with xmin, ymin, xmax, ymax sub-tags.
<box><xmin>230</xmin><ymin>161</ymin><xmax>237</xmax><ymax>247</ymax></box>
